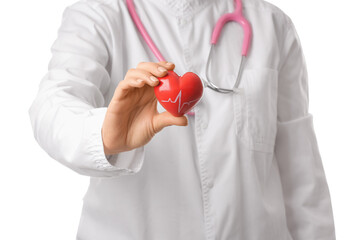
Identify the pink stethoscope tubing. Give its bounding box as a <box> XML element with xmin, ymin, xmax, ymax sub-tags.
<box><xmin>205</xmin><ymin>0</ymin><xmax>252</xmax><ymax>93</ymax></box>
<box><xmin>126</xmin><ymin>0</ymin><xmax>166</xmax><ymax>62</ymax></box>
<box><xmin>211</xmin><ymin>0</ymin><xmax>251</xmax><ymax>56</ymax></box>
<box><xmin>125</xmin><ymin>0</ymin><xmax>252</xmax><ymax>94</ymax></box>
<box><xmin>126</xmin><ymin>0</ymin><xmax>251</xmax><ymax>59</ymax></box>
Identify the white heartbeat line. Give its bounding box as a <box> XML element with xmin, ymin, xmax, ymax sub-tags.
<box><xmin>161</xmin><ymin>90</ymin><xmax>200</xmax><ymax>113</ymax></box>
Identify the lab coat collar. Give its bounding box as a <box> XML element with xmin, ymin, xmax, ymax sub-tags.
<box><xmin>147</xmin><ymin>0</ymin><xmax>218</xmax><ymax>18</ymax></box>
<box><xmin>147</xmin><ymin>0</ymin><xmax>252</xmax><ymax>18</ymax></box>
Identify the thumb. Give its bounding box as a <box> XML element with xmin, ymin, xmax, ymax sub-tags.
<box><xmin>153</xmin><ymin>111</ymin><xmax>188</xmax><ymax>133</ymax></box>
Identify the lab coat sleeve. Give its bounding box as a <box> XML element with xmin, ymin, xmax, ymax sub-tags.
<box><xmin>274</xmin><ymin>19</ymin><xmax>336</xmax><ymax>239</ymax></box>
<box><xmin>28</xmin><ymin>1</ymin><xmax>145</xmax><ymax>178</ymax></box>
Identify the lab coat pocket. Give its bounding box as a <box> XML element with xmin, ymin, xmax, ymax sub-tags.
<box><xmin>234</xmin><ymin>68</ymin><xmax>278</xmax><ymax>153</ymax></box>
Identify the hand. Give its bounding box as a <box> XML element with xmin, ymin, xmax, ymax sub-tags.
<box><xmin>101</xmin><ymin>61</ymin><xmax>188</xmax><ymax>155</ymax></box>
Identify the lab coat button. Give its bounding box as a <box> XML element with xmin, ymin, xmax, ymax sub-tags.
<box><xmin>207</xmin><ymin>181</ymin><xmax>214</xmax><ymax>188</ymax></box>
<box><xmin>202</xmin><ymin>122</ymin><xmax>208</xmax><ymax>129</ymax></box>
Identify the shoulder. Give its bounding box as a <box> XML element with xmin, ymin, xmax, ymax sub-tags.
<box><xmin>62</xmin><ymin>0</ymin><xmax>126</xmax><ymax>24</ymax></box>
<box><xmin>65</xmin><ymin>0</ymin><xmax>124</xmax><ymax>13</ymax></box>
<box><xmin>245</xmin><ymin>0</ymin><xmax>293</xmax><ymax>28</ymax></box>
<box><xmin>68</xmin><ymin>0</ymin><xmax>120</xmax><ymax>7</ymax></box>
<box><xmin>245</xmin><ymin>0</ymin><xmax>291</xmax><ymax>20</ymax></box>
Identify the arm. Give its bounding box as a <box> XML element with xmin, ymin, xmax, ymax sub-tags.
<box><xmin>28</xmin><ymin>1</ymin><xmax>144</xmax><ymax>178</ymax></box>
<box><xmin>275</xmin><ymin>18</ymin><xmax>336</xmax><ymax>239</ymax></box>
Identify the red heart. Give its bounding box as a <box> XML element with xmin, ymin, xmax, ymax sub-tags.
<box><xmin>154</xmin><ymin>70</ymin><xmax>203</xmax><ymax>117</ymax></box>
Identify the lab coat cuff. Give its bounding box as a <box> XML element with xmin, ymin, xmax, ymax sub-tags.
<box><xmin>84</xmin><ymin>107</ymin><xmax>145</xmax><ymax>175</ymax></box>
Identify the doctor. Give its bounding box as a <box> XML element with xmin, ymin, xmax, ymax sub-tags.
<box><xmin>28</xmin><ymin>0</ymin><xmax>336</xmax><ymax>239</ymax></box>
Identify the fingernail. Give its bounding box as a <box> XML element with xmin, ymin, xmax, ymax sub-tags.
<box><xmin>137</xmin><ymin>79</ymin><xmax>143</xmax><ymax>83</ymax></box>
<box><xmin>158</xmin><ymin>66</ymin><xmax>167</xmax><ymax>72</ymax></box>
<box><xmin>166</xmin><ymin>62</ymin><xmax>173</xmax><ymax>66</ymax></box>
<box><xmin>150</xmin><ymin>76</ymin><xmax>158</xmax><ymax>82</ymax></box>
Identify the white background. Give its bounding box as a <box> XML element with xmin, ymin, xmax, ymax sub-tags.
<box><xmin>0</xmin><ymin>0</ymin><xmax>359</xmax><ymax>239</ymax></box>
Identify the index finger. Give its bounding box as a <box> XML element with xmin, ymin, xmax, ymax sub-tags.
<box><xmin>136</xmin><ymin>61</ymin><xmax>175</xmax><ymax>78</ymax></box>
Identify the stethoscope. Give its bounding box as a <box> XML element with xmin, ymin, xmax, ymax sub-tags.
<box><xmin>125</xmin><ymin>0</ymin><xmax>252</xmax><ymax>94</ymax></box>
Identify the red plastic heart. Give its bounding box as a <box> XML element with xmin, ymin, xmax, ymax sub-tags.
<box><xmin>154</xmin><ymin>70</ymin><xmax>203</xmax><ymax>117</ymax></box>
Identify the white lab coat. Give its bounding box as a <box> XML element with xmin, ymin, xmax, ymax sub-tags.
<box><xmin>28</xmin><ymin>0</ymin><xmax>336</xmax><ymax>239</ymax></box>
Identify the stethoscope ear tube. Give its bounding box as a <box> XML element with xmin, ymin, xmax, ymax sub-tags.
<box><xmin>204</xmin><ymin>44</ymin><xmax>246</xmax><ymax>94</ymax></box>
<box><xmin>203</xmin><ymin>0</ymin><xmax>251</xmax><ymax>94</ymax></box>
<box><xmin>211</xmin><ymin>0</ymin><xmax>252</xmax><ymax>56</ymax></box>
